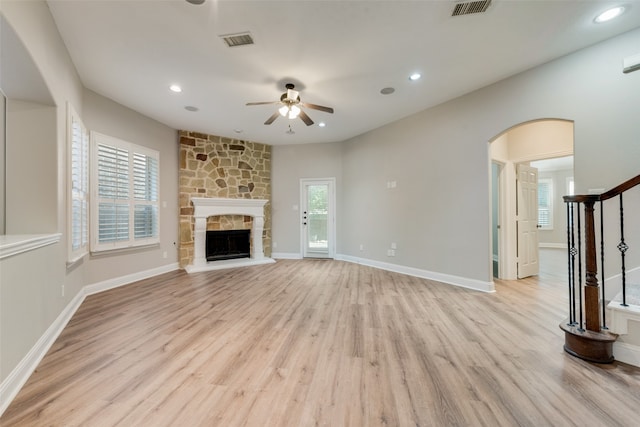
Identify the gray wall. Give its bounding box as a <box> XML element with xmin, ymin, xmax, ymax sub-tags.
<box><xmin>271</xmin><ymin>27</ymin><xmax>640</xmax><ymax>284</ymax></box>
<box><xmin>0</xmin><ymin>92</ymin><xmax>5</xmax><ymax>234</ymax></box>
<box><xmin>82</xmin><ymin>89</ymin><xmax>179</xmax><ymax>285</ymax></box>
<box><xmin>345</xmin><ymin>27</ymin><xmax>639</xmax><ymax>283</ymax></box>
<box><xmin>1</xmin><ymin>1</ymin><xmax>179</xmax><ymax>386</ymax></box>
<box><xmin>271</xmin><ymin>142</ymin><xmax>342</xmax><ymax>254</ymax></box>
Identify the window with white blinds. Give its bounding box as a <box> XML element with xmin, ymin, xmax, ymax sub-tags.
<box><xmin>91</xmin><ymin>132</ymin><xmax>159</xmax><ymax>252</ymax></box>
<box><xmin>538</xmin><ymin>178</ymin><xmax>553</xmax><ymax>230</ymax></box>
<box><xmin>68</xmin><ymin>104</ymin><xmax>89</xmax><ymax>263</ymax></box>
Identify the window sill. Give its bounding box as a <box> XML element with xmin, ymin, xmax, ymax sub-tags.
<box><xmin>66</xmin><ymin>251</ymin><xmax>88</xmax><ymax>268</ymax></box>
<box><xmin>0</xmin><ymin>233</ymin><xmax>62</xmax><ymax>260</ymax></box>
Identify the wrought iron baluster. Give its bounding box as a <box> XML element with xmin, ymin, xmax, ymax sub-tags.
<box><xmin>567</xmin><ymin>202</ymin><xmax>574</xmax><ymax>325</ymax></box>
<box><xmin>577</xmin><ymin>202</ymin><xmax>584</xmax><ymax>331</ymax></box>
<box><xmin>570</xmin><ymin>202</ymin><xmax>578</xmax><ymax>325</ymax></box>
<box><xmin>600</xmin><ymin>199</ymin><xmax>607</xmax><ymax>329</ymax></box>
<box><xmin>618</xmin><ymin>193</ymin><xmax>628</xmax><ymax>307</ymax></box>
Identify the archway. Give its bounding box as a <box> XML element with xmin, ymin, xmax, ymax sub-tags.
<box><xmin>489</xmin><ymin>119</ymin><xmax>574</xmax><ymax>281</ymax></box>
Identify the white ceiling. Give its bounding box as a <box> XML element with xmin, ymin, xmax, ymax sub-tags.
<box><xmin>531</xmin><ymin>155</ymin><xmax>574</xmax><ymax>172</ymax></box>
<box><xmin>46</xmin><ymin>0</ymin><xmax>640</xmax><ymax>145</ymax></box>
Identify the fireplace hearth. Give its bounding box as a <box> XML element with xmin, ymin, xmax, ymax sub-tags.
<box><xmin>206</xmin><ymin>229</ymin><xmax>250</xmax><ymax>261</ymax></box>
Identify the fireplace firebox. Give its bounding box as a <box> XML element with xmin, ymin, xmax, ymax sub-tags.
<box><xmin>206</xmin><ymin>229</ymin><xmax>251</xmax><ymax>262</ymax></box>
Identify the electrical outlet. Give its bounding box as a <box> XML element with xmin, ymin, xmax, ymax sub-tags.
<box><xmin>391</xmin><ymin>242</ymin><xmax>397</xmax><ymax>249</ymax></box>
<box><xmin>163</xmin><ymin>251</ymin><xmax>168</xmax><ymax>259</ymax></box>
<box><xmin>61</xmin><ymin>284</ymin><xmax>65</xmax><ymax>297</ymax></box>
<box><xmin>273</xmin><ymin>242</ymin><xmax>278</xmax><ymax>248</ymax></box>
<box><xmin>390</xmin><ymin>249</ymin><xmax>396</xmax><ymax>256</ymax></box>
<box><xmin>359</xmin><ymin>244</ymin><xmax>364</xmax><ymax>251</ymax></box>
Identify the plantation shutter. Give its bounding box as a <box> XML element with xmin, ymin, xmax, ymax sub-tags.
<box><xmin>92</xmin><ymin>132</ymin><xmax>160</xmax><ymax>252</ymax></box>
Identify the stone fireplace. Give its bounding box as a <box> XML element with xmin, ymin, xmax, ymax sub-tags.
<box><xmin>185</xmin><ymin>197</ymin><xmax>274</xmax><ymax>273</ymax></box>
<box><xmin>179</xmin><ymin>130</ymin><xmax>271</xmax><ymax>269</ymax></box>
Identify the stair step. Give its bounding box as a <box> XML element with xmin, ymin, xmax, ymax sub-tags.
<box><xmin>611</xmin><ymin>282</ymin><xmax>640</xmax><ymax>307</ymax></box>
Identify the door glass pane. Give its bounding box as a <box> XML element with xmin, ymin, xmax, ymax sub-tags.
<box><xmin>307</xmin><ymin>184</ymin><xmax>328</xmax><ymax>250</ymax></box>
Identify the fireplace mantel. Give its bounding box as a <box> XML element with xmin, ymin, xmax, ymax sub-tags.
<box><xmin>185</xmin><ymin>197</ymin><xmax>274</xmax><ymax>273</ymax></box>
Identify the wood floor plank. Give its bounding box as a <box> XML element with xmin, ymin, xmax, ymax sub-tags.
<box><xmin>3</xmin><ymin>256</ymin><xmax>640</xmax><ymax>426</ymax></box>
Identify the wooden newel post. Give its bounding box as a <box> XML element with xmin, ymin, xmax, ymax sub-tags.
<box><xmin>583</xmin><ymin>199</ymin><xmax>601</xmax><ymax>332</ymax></box>
<box><xmin>560</xmin><ymin>195</ymin><xmax>616</xmax><ymax>363</ymax></box>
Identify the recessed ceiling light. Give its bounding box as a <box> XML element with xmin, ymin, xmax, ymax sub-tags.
<box><xmin>169</xmin><ymin>84</ymin><xmax>182</xmax><ymax>93</ymax></box>
<box><xmin>185</xmin><ymin>106</ymin><xmax>199</xmax><ymax>112</ymax></box>
<box><xmin>594</xmin><ymin>6</ymin><xmax>627</xmax><ymax>23</ymax></box>
<box><xmin>234</xmin><ymin>129</ymin><xmax>243</xmax><ymax>134</ymax></box>
<box><xmin>380</xmin><ymin>87</ymin><xmax>395</xmax><ymax>95</ymax></box>
<box><xmin>409</xmin><ymin>73</ymin><xmax>422</xmax><ymax>81</ymax></box>
<box><xmin>318</xmin><ymin>122</ymin><xmax>326</xmax><ymax>128</ymax></box>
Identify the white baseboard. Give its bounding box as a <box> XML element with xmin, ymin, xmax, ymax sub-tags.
<box><xmin>272</xmin><ymin>252</ymin><xmax>302</xmax><ymax>260</ymax></box>
<box><xmin>0</xmin><ymin>262</ymin><xmax>180</xmax><ymax>416</ymax></box>
<box><xmin>85</xmin><ymin>262</ymin><xmax>179</xmax><ymax>295</ymax></box>
<box><xmin>539</xmin><ymin>243</ymin><xmax>567</xmax><ymax>249</ymax></box>
<box><xmin>335</xmin><ymin>254</ymin><xmax>495</xmax><ymax>293</ymax></box>
<box><xmin>614</xmin><ymin>341</ymin><xmax>640</xmax><ymax>368</ymax></box>
<box><xmin>0</xmin><ymin>286</ymin><xmax>85</xmax><ymax>416</ymax></box>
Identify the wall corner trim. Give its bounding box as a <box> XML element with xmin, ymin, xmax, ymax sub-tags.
<box><xmin>0</xmin><ymin>262</ymin><xmax>180</xmax><ymax>416</ymax></box>
<box><xmin>335</xmin><ymin>254</ymin><xmax>495</xmax><ymax>293</ymax></box>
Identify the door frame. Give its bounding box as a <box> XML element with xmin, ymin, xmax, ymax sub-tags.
<box><xmin>300</xmin><ymin>177</ymin><xmax>336</xmax><ymax>258</ymax></box>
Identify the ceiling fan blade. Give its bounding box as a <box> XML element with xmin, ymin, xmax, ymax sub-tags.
<box><xmin>264</xmin><ymin>111</ymin><xmax>280</xmax><ymax>125</ymax></box>
<box><xmin>301</xmin><ymin>102</ymin><xmax>334</xmax><ymax>114</ymax></box>
<box><xmin>246</xmin><ymin>101</ymin><xmax>279</xmax><ymax>106</ymax></box>
<box><xmin>298</xmin><ymin>109</ymin><xmax>314</xmax><ymax>126</ymax></box>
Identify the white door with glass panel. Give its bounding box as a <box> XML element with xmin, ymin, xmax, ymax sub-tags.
<box><xmin>301</xmin><ymin>178</ymin><xmax>335</xmax><ymax>258</ymax></box>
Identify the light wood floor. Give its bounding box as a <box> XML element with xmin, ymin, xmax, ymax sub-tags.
<box><xmin>3</xmin><ymin>259</ymin><xmax>640</xmax><ymax>426</ymax></box>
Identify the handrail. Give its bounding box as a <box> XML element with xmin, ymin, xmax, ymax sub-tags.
<box><xmin>601</xmin><ymin>174</ymin><xmax>640</xmax><ymax>200</ymax></box>
<box><xmin>564</xmin><ymin>173</ymin><xmax>640</xmax><ymax>203</ymax></box>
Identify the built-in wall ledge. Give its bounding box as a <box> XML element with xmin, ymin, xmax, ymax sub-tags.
<box><xmin>0</xmin><ymin>233</ymin><xmax>62</xmax><ymax>260</ymax></box>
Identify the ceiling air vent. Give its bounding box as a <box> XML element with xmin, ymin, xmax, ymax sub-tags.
<box><xmin>220</xmin><ymin>32</ymin><xmax>254</xmax><ymax>47</ymax></box>
<box><xmin>452</xmin><ymin>0</ymin><xmax>492</xmax><ymax>16</ymax></box>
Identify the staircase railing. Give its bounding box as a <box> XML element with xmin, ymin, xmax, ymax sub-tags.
<box><xmin>560</xmin><ymin>173</ymin><xmax>640</xmax><ymax>363</ymax></box>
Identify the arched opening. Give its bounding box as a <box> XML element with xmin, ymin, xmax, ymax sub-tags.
<box><xmin>489</xmin><ymin>119</ymin><xmax>574</xmax><ymax>281</ymax></box>
<box><xmin>1</xmin><ymin>14</ymin><xmax>57</xmax><ymax>235</ymax></box>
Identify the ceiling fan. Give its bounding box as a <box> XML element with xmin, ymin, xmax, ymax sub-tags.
<box><xmin>246</xmin><ymin>83</ymin><xmax>334</xmax><ymax>126</ymax></box>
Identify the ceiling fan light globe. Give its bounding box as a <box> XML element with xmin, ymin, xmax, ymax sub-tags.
<box><xmin>279</xmin><ymin>105</ymin><xmax>289</xmax><ymax>117</ymax></box>
<box><xmin>289</xmin><ymin>105</ymin><xmax>301</xmax><ymax>119</ymax></box>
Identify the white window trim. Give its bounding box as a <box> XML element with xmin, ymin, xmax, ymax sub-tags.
<box><xmin>90</xmin><ymin>132</ymin><xmax>160</xmax><ymax>253</ymax></box>
<box><xmin>67</xmin><ymin>103</ymin><xmax>89</xmax><ymax>265</ymax></box>
<box><xmin>538</xmin><ymin>178</ymin><xmax>554</xmax><ymax>230</ymax></box>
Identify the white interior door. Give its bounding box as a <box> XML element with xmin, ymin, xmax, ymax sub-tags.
<box><xmin>517</xmin><ymin>164</ymin><xmax>539</xmax><ymax>278</ymax></box>
<box><xmin>301</xmin><ymin>178</ymin><xmax>335</xmax><ymax>258</ymax></box>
